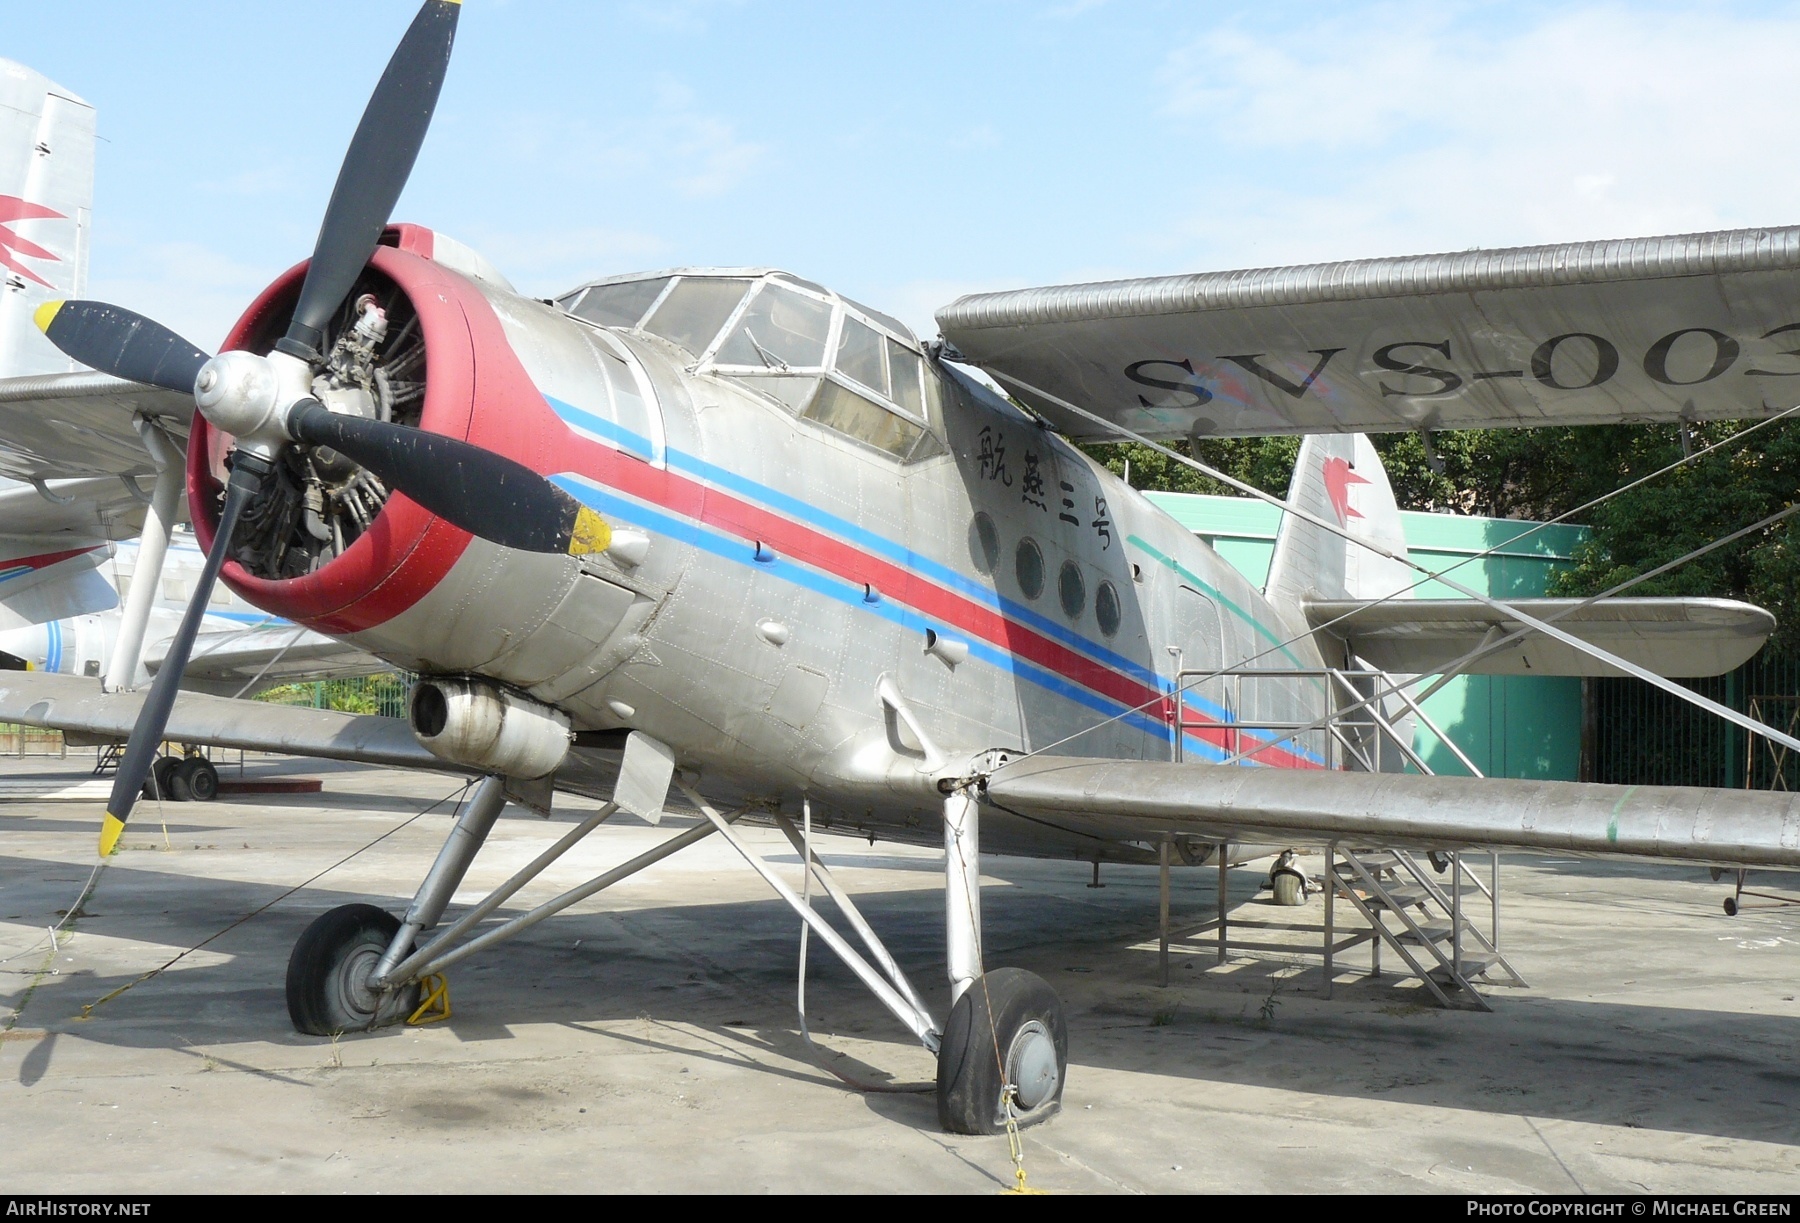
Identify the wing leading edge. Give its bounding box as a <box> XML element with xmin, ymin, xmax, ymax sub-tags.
<box><xmin>938</xmin><ymin>225</ymin><xmax>1800</xmax><ymax>441</ymax></box>
<box><xmin>982</xmin><ymin>755</ymin><xmax>1800</xmax><ymax>870</ymax></box>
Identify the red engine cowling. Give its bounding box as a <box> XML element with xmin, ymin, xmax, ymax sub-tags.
<box><xmin>187</xmin><ymin>230</ymin><xmax>570</xmax><ymax>639</ymax></box>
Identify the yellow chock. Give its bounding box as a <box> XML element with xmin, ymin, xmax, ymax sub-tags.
<box><xmin>407</xmin><ymin>974</ymin><xmax>451</xmax><ymax>1026</ymax></box>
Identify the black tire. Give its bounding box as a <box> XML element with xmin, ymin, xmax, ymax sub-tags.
<box><xmin>178</xmin><ymin>758</ymin><xmax>219</xmax><ymax>802</ymax></box>
<box><xmin>1271</xmin><ymin>867</ymin><xmax>1307</xmax><ymax>907</ymax></box>
<box><xmin>936</xmin><ymin>967</ymin><xmax>1067</xmax><ymax>1135</ymax></box>
<box><xmin>167</xmin><ymin>761</ymin><xmax>194</xmax><ymax>802</ymax></box>
<box><xmin>144</xmin><ymin>756</ymin><xmax>181</xmax><ymax>802</ymax></box>
<box><xmin>286</xmin><ymin>904</ymin><xmax>419</xmax><ymax>1036</ymax></box>
<box><xmin>1724</xmin><ymin>897</ymin><xmax>1739</xmax><ymax>917</ymax></box>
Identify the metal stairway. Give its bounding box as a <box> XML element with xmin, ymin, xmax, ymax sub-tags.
<box><xmin>1166</xmin><ymin>658</ymin><xmax>1531</xmax><ymax>1008</ymax></box>
<box><xmin>1328</xmin><ymin>846</ymin><xmax>1526</xmax><ymax>1010</ymax></box>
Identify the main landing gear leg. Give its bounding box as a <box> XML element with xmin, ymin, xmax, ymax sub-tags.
<box><xmin>286</xmin><ymin>775</ymin><xmax>508</xmax><ymax>1035</ymax></box>
<box><xmin>935</xmin><ymin>781</ymin><xmax>1068</xmax><ymax>1136</ymax></box>
<box><xmin>372</xmin><ymin>775</ymin><xmax>509</xmax><ymax>986</ymax></box>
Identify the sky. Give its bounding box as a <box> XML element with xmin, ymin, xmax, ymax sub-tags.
<box><xmin>9</xmin><ymin>1</ymin><xmax>1800</xmax><ymax>349</ymax></box>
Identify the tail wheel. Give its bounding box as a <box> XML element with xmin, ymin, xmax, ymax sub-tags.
<box><xmin>1271</xmin><ymin>866</ymin><xmax>1308</xmax><ymax>906</ymax></box>
<box><xmin>936</xmin><ymin>967</ymin><xmax>1067</xmax><ymax>1135</ymax></box>
<box><xmin>286</xmin><ymin>903</ymin><xmax>420</xmax><ymax>1036</ymax></box>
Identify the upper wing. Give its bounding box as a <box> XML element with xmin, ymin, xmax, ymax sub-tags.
<box><xmin>982</xmin><ymin>754</ymin><xmax>1800</xmax><ymax>870</ymax></box>
<box><xmin>0</xmin><ymin>474</ymin><xmax>186</xmax><ymax>542</ymax></box>
<box><xmin>0</xmin><ymin>372</ymin><xmax>192</xmax><ymax>482</ymax></box>
<box><xmin>936</xmin><ymin>226</ymin><xmax>1800</xmax><ymax>441</ymax></box>
<box><xmin>1307</xmin><ymin>596</ymin><xmax>1774</xmax><ymax>677</ymax></box>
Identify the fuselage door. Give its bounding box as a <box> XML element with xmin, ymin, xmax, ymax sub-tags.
<box><xmin>1172</xmin><ymin>586</ymin><xmax>1231</xmax><ymax>762</ymax></box>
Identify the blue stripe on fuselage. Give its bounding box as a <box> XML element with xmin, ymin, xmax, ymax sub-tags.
<box><xmin>544</xmin><ymin>394</ymin><xmax>1170</xmax><ymax>694</ymax></box>
<box><xmin>552</xmin><ymin>473</ymin><xmax>1237</xmax><ymax>763</ymax></box>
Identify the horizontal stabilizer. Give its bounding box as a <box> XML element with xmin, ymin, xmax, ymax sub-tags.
<box><xmin>983</xmin><ymin>755</ymin><xmax>1800</xmax><ymax>870</ymax></box>
<box><xmin>938</xmin><ymin>225</ymin><xmax>1800</xmax><ymax>441</ymax></box>
<box><xmin>1305</xmin><ymin>596</ymin><xmax>1774</xmax><ymax>677</ymax></box>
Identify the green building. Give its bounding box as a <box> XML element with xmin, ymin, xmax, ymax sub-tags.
<box><xmin>1142</xmin><ymin>492</ymin><xmax>1590</xmax><ymax>781</ymax></box>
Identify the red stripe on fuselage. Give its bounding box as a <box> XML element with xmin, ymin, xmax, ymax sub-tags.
<box><xmin>549</xmin><ymin>430</ymin><xmax>1318</xmax><ymax>769</ymax></box>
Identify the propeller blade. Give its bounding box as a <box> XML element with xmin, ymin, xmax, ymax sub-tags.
<box><xmin>33</xmin><ymin>301</ymin><xmax>210</xmax><ymax>394</ymax></box>
<box><xmin>287</xmin><ymin>401</ymin><xmax>611</xmax><ymax>557</ymax></box>
<box><xmin>280</xmin><ymin>0</ymin><xmax>461</xmax><ymax>359</ymax></box>
<box><xmin>98</xmin><ymin>457</ymin><xmax>268</xmax><ymax>855</ymax></box>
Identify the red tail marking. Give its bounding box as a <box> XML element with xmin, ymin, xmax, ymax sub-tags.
<box><xmin>0</xmin><ymin>195</ymin><xmax>64</xmax><ymax>288</ymax></box>
<box><xmin>1323</xmin><ymin>456</ymin><xmax>1369</xmax><ymax>525</ymax></box>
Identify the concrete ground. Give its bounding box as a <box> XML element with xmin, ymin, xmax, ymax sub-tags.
<box><xmin>0</xmin><ymin>752</ymin><xmax>1796</xmax><ymax>1195</ymax></box>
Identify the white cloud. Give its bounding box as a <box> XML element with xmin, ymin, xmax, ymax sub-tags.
<box><xmin>88</xmin><ymin>239</ymin><xmax>276</xmax><ymax>352</ymax></box>
<box><xmin>882</xmin><ymin>277</ymin><xmax>1015</xmax><ymax>342</ymax></box>
<box><xmin>464</xmin><ymin>225</ymin><xmax>670</xmax><ymax>296</ymax></box>
<box><xmin>503</xmin><ymin>80</ymin><xmax>768</xmax><ymax>202</ymax></box>
<box><xmin>1155</xmin><ymin>5</ymin><xmax>1800</xmax><ymax>267</ymax></box>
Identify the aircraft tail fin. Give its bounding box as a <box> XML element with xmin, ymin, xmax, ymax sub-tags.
<box><xmin>0</xmin><ymin>537</ymin><xmax>113</xmax><ymax>633</ymax></box>
<box><xmin>0</xmin><ymin>60</ymin><xmax>94</xmax><ymax>379</ymax></box>
<box><xmin>1265</xmin><ymin>433</ymin><xmax>1413</xmax><ymax>614</ymax></box>
<box><xmin>1266</xmin><ymin>434</ymin><xmax>1417</xmax><ymax>771</ymax></box>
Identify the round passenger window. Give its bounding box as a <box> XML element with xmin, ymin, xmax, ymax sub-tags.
<box><xmin>970</xmin><ymin>513</ymin><xmax>1001</xmax><ymax>575</ymax></box>
<box><xmin>1014</xmin><ymin>538</ymin><xmax>1044</xmax><ymax>599</ymax></box>
<box><xmin>1095</xmin><ymin>581</ymin><xmax>1121</xmax><ymax>637</ymax></box>
<box><xmin>1058</xmin><ymin>560</ymin><xmax>1086</xmax><ymax>620</ymax></box>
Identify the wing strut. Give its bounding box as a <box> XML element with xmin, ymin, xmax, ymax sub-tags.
<box><xmin>102</xmin><ymin>418</ymin><xmax>182</xmax><ymax>693</ymax></box>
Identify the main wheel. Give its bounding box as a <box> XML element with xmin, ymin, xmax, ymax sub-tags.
<box><xmin>144</xmin><ymin>756</ymin><xmax>181</xmax><ymax>801</ymax></box>
<box><xmin>286</xmin><ymin>904</ymin><xmax>420</xmax><ymax>1036</ymax></box>
<box><xmin>1271</xmin><ymin>867</ymin><xmax>1307</xmax><ymax>907</ymax></box>
<box><xmin>936</xmin><ymin>967</ymin><xmax>1067</xmax><ymax>1135</ymax></box>
<box><xmin>176</xmin><ymin>758</ymin><xmax>219</xmax><ymax>802</ymax></box>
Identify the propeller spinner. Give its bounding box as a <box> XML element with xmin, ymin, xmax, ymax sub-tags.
<box><xmin>32</xmin><ymin>0</ymin><xmax>609</xmax><ymax>855</ymax></box>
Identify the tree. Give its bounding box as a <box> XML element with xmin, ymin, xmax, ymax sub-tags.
<box><xmin>1086</xmin><ymin>420</ymin><xmax>1800</xmax><ymax>651</ymax></box>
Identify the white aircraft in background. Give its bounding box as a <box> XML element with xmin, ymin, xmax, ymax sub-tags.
<box><xmin>0</xmin><ymin>58</ymin><xmax>381</xmax><ymax>800</ymax></box>
<box><xmin>0</xmin><ymin>510</ymin><xmax>381</xmax><ymax>694</ymax></box>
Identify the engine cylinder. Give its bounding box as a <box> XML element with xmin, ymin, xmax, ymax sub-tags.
<box><xmin>409</xmin><ymin>676</ymin><xmax>571</xmax><ymax>779</ymax></box>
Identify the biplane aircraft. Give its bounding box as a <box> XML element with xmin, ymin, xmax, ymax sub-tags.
<box><xmin>5</xmin><ymin>2</ymin><xmax>1800</xmax><ymax>1135</ymax></box>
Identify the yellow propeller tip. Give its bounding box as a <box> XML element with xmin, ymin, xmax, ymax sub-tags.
<box><xmin>98</xmin><ymin>812</ymin><xmax>125</xmax><ymax>857</ymax></box>
<box><xmin>33</xmin><ymin>300</ymin><xmax>64</xmax><ymax>335</ymax></box>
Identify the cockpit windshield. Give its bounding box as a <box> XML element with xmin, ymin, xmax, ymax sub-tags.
<box><xmin>557</xmin><ymin>269</ymin><xmax>940</xmax><ymax>461</ymax></box>
<box><xmin>712</xmin><ymin>284</ymin><xmax>832</xmax><ymax>370</ymax></box>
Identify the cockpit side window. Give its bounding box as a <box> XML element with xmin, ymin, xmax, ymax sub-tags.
<box><xmin>643</xmin><ymin>277</ymin><xmax>752</xmax><ymax>356</ymax></box>
<box><xmin>801</xmin><ymin>379</ymin><xmax>923</xmax><ymax>458</ymax></box>
<box><xmin>713</xmin><ymin>284</ymin><xmax>833</xmax><ymax>370</ymax></box>
<box><xmin>571</xmin><ymin>277</ymin><xmax>671</xmax><ymax>328</ymax></box>
<box><xmin>888</xmin><ymin>341</ymin><xmax>924</xmax><ymax>419</ymax></box>
<box><xmin>834</xmin><ymin>316</ymin><xmax>887</xmax><ymax>396</ymax></box>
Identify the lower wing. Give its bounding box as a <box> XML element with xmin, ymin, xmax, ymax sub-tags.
<box><xmin>982</xmin><ymin>754</ymin><xmax>1800</xmax><ymax>870</ymax></box>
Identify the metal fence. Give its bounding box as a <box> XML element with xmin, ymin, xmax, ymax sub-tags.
<box><xmin>0</xmin><ymin>723</ymin><xmax>67</xmax><ymax>757</ymax></box>
<box><xmin>1589</xmin><ymin>652</ymin><xmax>1800</xmax><ymax>790</ymax></box>
<box><xmin>254</xmin><ymin>673</ymin><xmax>413</xmax><ymax>720</ymax></box>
